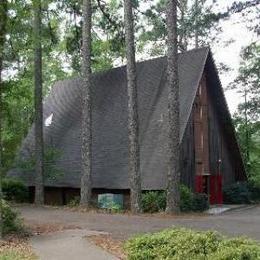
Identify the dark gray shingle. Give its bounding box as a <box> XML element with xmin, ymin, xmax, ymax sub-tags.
<box><xmin>9</xmin><ymin>48</ymin><xmax>210</xmax><ymax>189</ymax></box>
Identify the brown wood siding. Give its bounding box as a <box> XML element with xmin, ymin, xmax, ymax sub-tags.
<box><xmin>193</xmin><ymin>74</ymin><xmax>210</xmax><ymax>177</ymax></box>
<box><xmin>207</xmin><ymin>74</ymin><xmax>236</xmax><ymax>186</ymax></box>
<box><xmin>180</xmin><ymin>113</ymin><xmax>196</xmax><ymax>191</ymax></box>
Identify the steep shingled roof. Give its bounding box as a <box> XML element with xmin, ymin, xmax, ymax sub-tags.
<box><xmin>8</xmin><ymin>47</ymin><xmax>245</xmax><ymax>189</ymax></box>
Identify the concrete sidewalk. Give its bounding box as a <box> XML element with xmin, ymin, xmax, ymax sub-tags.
<box><xmin>30</xmin><ymin>229</ymin><xmax>118</xmax><ymax>260</ymax></box>
<box><xmin>207</xmin><ymin>204</ymin><xmax>258</xmax><ymax>215</ymax></box>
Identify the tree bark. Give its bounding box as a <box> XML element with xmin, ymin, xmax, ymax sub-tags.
<box><xmin>244</xmin><ymin>89</ymin><xmax>250</xmax><ymax>174</ymax></box>
<box><xmin>179</xmin><ymin>0</ymin><xmax>188</xmax><ymax>52</ymax></box>
<box><xmin>80</xmin><ymin>0</ymin><xmax>92</xmax><ymax>208</ymax></box>
<box><xmin>0</xmin><ymin>0</ymin><xmax>8</xmax><ymax>239</ymax></box>
<box><xmin>33</xmin><ymin>0</ymin><xmax>44</xmax><ymax>205</ymax></box>
<box><xmin>194</xmin><ymin>0</ymin><xmax>199</xmax><ymax>48</ymax></box>
<box><xmin>166</xmin><ymin>0</ymin><xmax>180</xmax><ymax>214</ymax></box>
<box><xmin>123</xmin><ymin>0</ymin><xmax>142</xmax><ymax>213</ymax></box>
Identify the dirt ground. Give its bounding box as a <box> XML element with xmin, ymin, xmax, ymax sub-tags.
<box><xmin>17</xmin><ymin>204</ymin><xmax>260</xmax><ymax>240</ymax></box>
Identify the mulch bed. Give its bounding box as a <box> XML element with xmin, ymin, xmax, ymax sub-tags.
<box><xmin>26</xmin><ymin>222</ymin><xmax>82</xmax><ymax>235</ymax></box>
<box><xmin>0</xmin><ymin>235</ymin><xmax>36</xmax><ymax>260</ymax></box>
<box><xmin>88</xmin><ymin>234</ymin><xmax>126</xmax><ymax>259</ymax></box>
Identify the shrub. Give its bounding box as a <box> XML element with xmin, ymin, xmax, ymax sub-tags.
<box><xmin>223</xmin><ymin>182</ymin><xmax>251</xmax><ymax>204</ymax></box>
<box><xmin>209</xmin><ymin>238</ymin><xmax>260</xmax><ymax>260</ymax></box>
<box><xmin>1</xmin><ymin>200</ymin><xmax>23</xmax><ymax>235</ymax></box>
<box><xmin>142</xmin><ymin>186</ymin><xmax>209</xmax><ymax>213</ymax></box>
<box><xmin>68</xmin><ymin>196</ymin><xmax>80</xmax><ymax>207</ymax></box>
<box><xmin>179</xmin><ymin>185</ymin><xmax>193</xmax><ymax>212</ymax></box>
<box><xmin>192</xmin><ymin>193</ymin><xmax>209</xmax><ymax>212</ymax></box>
<box><xmin>107</xmin><ymin>202</ymin><xmax>123</xmax><ymax>213</ymax></box>
<box><xmin>141</xmin><ymin>191</ymin><xmax>166</xmax><ymax>213</ymax></box>
<box><xmin>2</xmin><ymin>178</ymin><xmax>29</xmax><ymax>203</ymax></box>
<box><xmin>248</xmin><ymin>182</ymin><xmax>260</xmax><ymax>202</ymax></box>
<box><xmin>124</xmin><ymin>228</ymin><xmax>260</xmax><ymax>260</ymax></box>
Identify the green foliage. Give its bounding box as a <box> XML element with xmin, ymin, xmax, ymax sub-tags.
<box><xmin>2</xmin><ymin>178</ymin><xmax>29</xmax><ymax>202</ymax></box>
<box><xmin>106</xmin><ymin>202</ymin><xmax>123</xmax><ymax>213</ymax></box>
<box><xmin>223</xmin><ymin>182</ymin><xmax>260</xmax><ymax>204</ymax></box>
<box><xmin>141</xmin><ymin>191</ymin><xmax>166</xmax><ymax>213</ymax></box>
<box><xmin>1</xmin><ymin>0</ymin><xmax>71</xmax><ymax>175</ymax></box>
<box><xmin>180</xmin><ymin>186</ymin><xmax>209</xmax><ymax>212</ymax></box>
<box><xmin>234</xmin><ymin>42</ymin><xmax>260</xmax><ymax>121</ymax></box>
<box><xmin>233</xmin><ymin>116</ymin><xmax>260</xmax><ymax>180</ymax></box>
<box><xmin>98</xmin><ymin>194</ymin><xmax>123</xmax><ymax>213</ymax></box>
<box><xmin>179</xmin><ymin>185</ymin><xmax>193</xmax><ymax>212</ymax></box>
<box><xmin>0</xmin><ymin>250</ymin><xmax>36</xmax><ymax>260</ymax></box>
<box><xmin>248</xmin><ymin>182</ymin><xmax>260</xmax><ymax>202</ymax></box>
<box><xmin>16</xmin><ymin>147</ymin><xmax>63</xmax><ymax>181</ymax></box>
<box><xmin>192</xmin><ymin>193</ymin><xmax>209</xmax><ymax>212</ymax></box>
<box><xmin>137</xmin><ymin>0</ymin><xmax>221</xmax><ymax>56</ymax></box>
<box><xmin>1</xmin><ymin>200</ymin><xmax>24</xmax><ymax>235</ymax></box>
<box><xmin>209</xmin><ymin>238</ymin><xmax>260</xmax><ymax>260</ymax></box>
<box><xmin>124</xmin><ymin>228</ymin><xmax>260</xmax><ymax>260</ymax></box>
<box><xmin>232</xmin><ymin>42</ymin><xmax>260</xmax><ymax>185</ymax></box>
<box><xmin>141</xmin><ymin>186</ymin><xmax>209</xmax><ymax>213</ymax></box>
<box><xmin>67</xmin><ymin>196</ymin><xmax>80</xmax><ymax>207</ymax></box>
<box><xmin>223</xmin><ymin>182</ymin><xmax>251</xmax><ymax>204</ymax></box>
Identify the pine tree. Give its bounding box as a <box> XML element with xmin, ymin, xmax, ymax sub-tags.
<box><xmin>123</xmin><ymin>0</ymin><xmax>142</xmax><ymax>213</ymax></box>
<box><xmin>0</xmin><ymin>0</ymin><xmax>8</xmax><ymax>239</ymax></box>
<box><xmin>194</xmin><ymin>0</ymin><xmax>199</xmax><ymax>48</ymax></box>
<box><xmin>166</xmin><ymin>0</ymin><xmax>180</xmax><ymax>214</ymax></box>
<box><xmin>33</xmin><ymin>0</ymin><xmax>44</xmax><ymax>205</ymax></box>
<box><xmin>80</xmin><ymin>0</ymin><xmax>92</xmax><ymax>208</ymax></box>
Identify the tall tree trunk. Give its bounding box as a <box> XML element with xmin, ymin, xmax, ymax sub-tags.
<box><xmin>194</xmin><ymin>0</ymin><xmax>199</xmax><ymax>48</ymax></box>
<box><xmin>80</xmin><ymin>0</ymin><xmax>92</xmax><ymax>208</ymax></box>
<box><xmin>179</xmin><ymin>0</ymin><xmax>188</xmax><ymax>52</ymax></box>
<box><xmin>166</xmin><ymin>0</ymin><xmax>180</xmax><ymax>214</ymax></box>
<box><xmin>123</xmin><ymin>0</ymin><xmax>142</xmax><ymax>213</ymax></box>
<box><xmin>0</xmin><ymin>0</ymin><xmax>8</xmax><ymax>239</ymax></box>
<box><xmin>244</xmin><ymin>89</ymin><xmax>250</xmax><ymax>175</ymax></box>
<box><xmin>33</xmin><ymin>0</ymin><xmax>44</xmax><ymax>205</ymax></box>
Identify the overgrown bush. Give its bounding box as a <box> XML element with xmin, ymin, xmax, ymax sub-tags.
<box><xmin>223</xmin><ymin>182</ymin><xmax>250</xmax><ymax>204</ymax></box>
<box><xmin>1</xmin><ymin>200</ymin><xmax>23</xmax><ymax>235</ymax></box>
<box><xmin>141</xmin><ymin>191</ymin><xmax>166</xmax><ymax>213</ymax></box>
<box><xmin>2</xmin><ymin>178</ymin><xmax>29</xmax><ymax>202</ymax></box>
<box><xmin>142</xmin><ymin>185</ymin><xmax>209</xmax><ymax>213</ymax></box>
<box><xmin>124</xmin><ymin>228</ymin><xmax>260</xmax><ymax>260</ymax></box>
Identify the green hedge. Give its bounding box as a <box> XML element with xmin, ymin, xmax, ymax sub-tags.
<box><xmin>124</xmin><ymin>228</ymin><xmax>260</xmax><ymax>260</ymax></box>
<box><xmin>2</xmin><ymin>178</ymin><xmax>29</xmax><ymax>202</ymax></box>
<box><xmin>141</xmin><ymin>185</ymin><xmax>209</xmax><ymax>213</ymax></box>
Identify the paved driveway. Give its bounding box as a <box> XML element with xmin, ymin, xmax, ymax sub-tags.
<box><xmin>18</xmin><ymin>204</ymin><xmax>260</xmax><ymax>240</ymax></box>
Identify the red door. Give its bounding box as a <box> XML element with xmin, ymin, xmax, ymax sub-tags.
<box><xmin>210</xmin><ymin>175</ymin><xmax>223</xmax><ymax>204</ymax></box>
